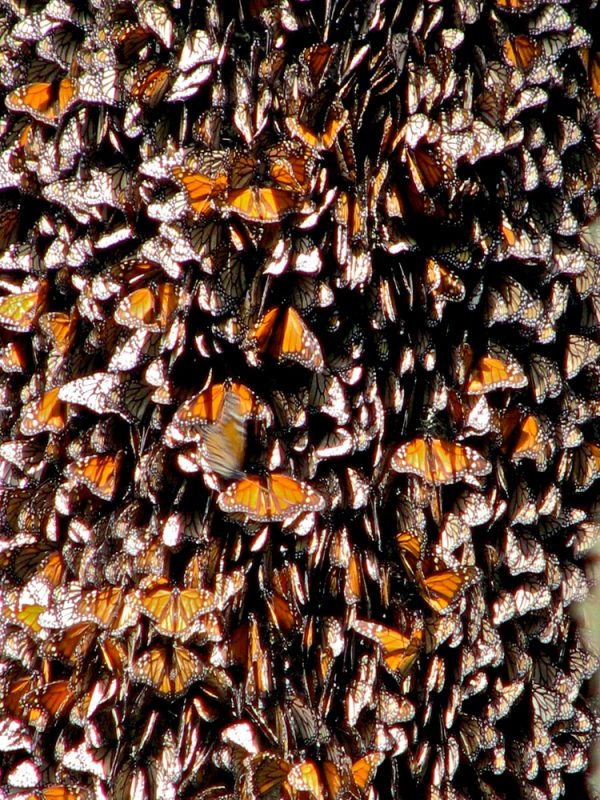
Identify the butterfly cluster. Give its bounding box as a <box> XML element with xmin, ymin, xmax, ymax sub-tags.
<box><xmin>0</xmin><ymin>0</ymin><xmax>599</xmax><ymax>799</ymax></box>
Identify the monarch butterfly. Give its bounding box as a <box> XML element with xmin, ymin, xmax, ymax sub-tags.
<box><xmin>19</xmin><ymin>387</ymin><xmax>69</xmax><ymax>436</ymax></box>
<box><xmin>285</xmin><ymin>102</ymin><xmax>348</xmax><ymax>152</ymax></box>
<box><xmin>285</xmin><ymin>761</ymin><xmax>324</xmax><ymax>799</ymax></box>
<box><xmin>528</xmin><ymin>353</ymin><xmax>562</xmax><ymax>404</ymax></box>
<box><xmin>131</xmin><ymin>63</ymin><xmax>172</xmax><ymax>107</ymax></box>
<box><xmin>130</xmin><ymin>642</ymin><xmax>203</xmax><ymax>698</ymax></box>
<box><xmin>217</xmin><ymin>473</ymin><xmax>325</xmax><ymax>522</ymax></box>
<box><xmin>350</xmin><ymin>618</ymin><xmax>423</xmax><ymax>678</ymax></box>
<box><xmin>569</xmin><ymin>442</ymin><xmax>600</xmax><ymax>492</ymax></box>
<box><xmin>390</xmin><ymin>436</ymin><xmax>491</xmax><ymax>485</ymax></box>
<box><xmin>465</xmin><ymin>351</ymin><xmax>528</xmax><ymax>394</ymax></box>
<box><xmin>92</xmin><ymin>258</ymin><xmax>161</xmax><ymax>302</ymax></box>
<box><xmin>173</xmin><ymin>381</ymin><xmax>259</xmax><ymax>431</ymax></box>
<box><xmin>6</xmin><ymin>77</ymin><xmax>78</xmax><ymax>124</ymax></box>
<box><xmin>507</xmin><ymin>412</ymin><xmax>554</xmax><ymax>469</ymax></box>
<box><xmin>584</xmin><ymin>49</ymin><xmax>600</xmax><ymax>99</ymax></box>
<box><xmin>171</xmin><ymin>165</ymin><xmax>228</xmax><ymax>217</ymax></box>
<box><xmin>424</xmin><ymin>258</ymin><xmax>465</xmax><ymax>308</ymax></box>
<box><xmin>28</xmin><ymin>679</ymin><xmax>77</xmax><ymax>720</ymax></box>
<box><xmin>224</xmin><ymin>185</ymin><xmax>302</xmax><ymax>223</ymax></box>
<box><xmin>64</xmin><ymin>452</ymin><xmax>123</xmax><ymax>501</ymax></box>
<box><xmin>495</xmin><ymin>0</ymin><xmax>543</xmax><ymax>10</ymax></box>
<box><xmin>309</xmin><ymin>372</ymin><xmax>349</xmax><ymax>423</ymax></box>
<box><xmin>39</xmin><ymin>310</ymin><xmax>78</xmax><ymax>355</ymax></box>
<box><xmin>134</xmin><ymin>577</ymin><xmax>217</xmax><ymax>637</ymax></box>
<box><xmin>0</xmin><ymin>280</ymin><xmax>48</xmax><ymax>332</ymax></box>
<box><xmin>315</xmin><ymin>427</ymin><xmax>354</xmax><ymax>459</ymax></box>
<box><xmin>45</xmin><ymin>621</ymin><xmax>97</xmax><ymax>666</ymax></box>
<box><xmin>248</xmin><ymin>306</ymin><xmax>324</xmax><ymax>371</ymax></box>
<box><xmin>249</xmin><ymin>752</ymin><xmax>292</xmax><ymax>798</ymax></box>
<box><xmin>58</xmin><ymin>372</ymin><xmax>153</xmax><ymax>422</ymax></box>
<box><xmin>111</xmin><ymin>21</ymin><xmax>154</xmax><ymax>62</ymax></box>
<box><xmin>37</xmin><ymin>26</ymin><xmax>82</xmax><ymax>70</ymax></box>
<box><xmin>352</xmin><ymin>751</ymin><xmax>385</xmax><ymax>791</ymax></box>
<box><xmin>502</xmin><ymin>34</ymin><xmax>542</xmax><ymax>71</ymax></box>
<box><xmin>0</xmin><ymin>439</ymin><xmax>45</xmax><ymax>481</ymax></box>
<box><xmin>563</xmin><ymin>334</ymin><xmax>600</xmax><ymax>379</ymax></box>
<box><xmin>396</xmin><ymin>533</ymin><xmax>479</xmax><ymax>614</ymax></box>
<box><xmin>113</xmin><ymin>283</ymin><xmax>180</xmax><ymax>331</ymax></box>
<box><xmin>261</xmin><ymin>563</ymin><xmax>306</xmax><ymax>636</ymax></box>
<box><xmin>199</xmin><ymin>392</ymin><xmax>247</xmax><ymax>479</ymax></box>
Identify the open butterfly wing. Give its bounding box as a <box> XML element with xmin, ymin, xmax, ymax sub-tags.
<box><xmin>218</xmin><ymin>473</ymin><xmax>325</xmax><ymax>521</ymax></box>
<box><xmin>418</xmin><ymin>562</ymin><xmax>479</xmax><ymax>614</ymax></box>
<box><xmin>273</xmin><ymin>308</ymin><xmax>324</xmax><ymax>370</ymax></box>
<box><xmin>226</xmin><ymin>186</ymin><xmax>300</xmax><ymax>222</ymax></box>
<box><xmin>390</xmin><ymin>438</ymin><xmax>430</xmax><ymax>480</ymax></box>
<box><xmin>465</xmin><ymin>355</ymin><xmax>528</xmax><ymax>394</ymax></box>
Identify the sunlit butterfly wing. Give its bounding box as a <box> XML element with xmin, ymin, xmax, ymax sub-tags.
<box><xmin>350</xmin><ymin>618</ymin><xmax>423</xmax><ymax>677</ymax></box>
<box><xmin>352</xmin><ymin>752</ymin><xmax>384</xmax><ymax>793</ymax></box>
<box><xmin>0</xmin><ymin>280</ymin><xmax>48</xmax><ymax>332</ymax></box>
<box><xmin>131</xmin><ymin>643</ymin><xmax>203</xmax><ymax>698</ymax></box>
<box><xmin>465</xmin><ymin>352</ymin><xmax>528</xmax><ymax>394</ymax></box>
<box><xmin>135</xmin><ymin>578</ymin><xmax>216</xmax><ymax>637</ymax></box>
<box><xmin>20</xmin><ymin>387</ymin><xmax>69</xmax><ymax>435</ymax></box>
<box><xmin>390</xmin><ymin>437</ymin><xmax>491</xmax><ymax>484</ymax></box>
<box><xmin>58</xmin><ymin>372</ymin><xmax>152</xmax><ymax>422</ymax></box>
<box><xmin>225</xmin><ymin>186</ymin><xmax>301</xmax><ymax>223</ymax></box>
<box><xmin>174</xmin><ymin>382</ymin><xmax>258</xmax><ymax>430</ymax></box>
<box><xmin>250</xmin><ymin>307</ymin><xmax>324</xmax><ymax>370</ymax></box>
<box><xmin>64</xmin><ymin>453</ymin><xmax>122</xmax><ymax>501</ymax></box>
<box><xmin>417</xmin><ymin>555</ymin><xmax>480</xmax><ymax>614</ymax></box>
<box><xmin>6</xmin><ymin>77</ymin><xmax>77</xmax><ymax>124</ymax></box>
<box><xmin>217</xmin><ymin>473</ymin><xmax>325</xmax><ymax>521</ymax></box>
<box><xmin>285</xmin><ymin>761</ymin><xmax>324</xmax><ymax>800</ymax></box>
<box><xmin>172</xmin><ymin>166</ymin><xmax>227</xmax><ymax>217</ymax></box>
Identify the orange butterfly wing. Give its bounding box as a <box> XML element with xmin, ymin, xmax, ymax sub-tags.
<box><xmin>172</xmin><ymin>167</ymin><xmax>226</xmax><ymax>216</ymax></box>
<box><xmin>65</xmin><ymin>453</ymin><xmax>122</xmax><ymax>500</ymax></box>
<box><xmin>271</xmin><ymin>307</ymin><xmax>324</xmax><ymax>370</ymax></box>
<box><xmin>39</xmin><ymin>311</ymin><xmax>78</xmax><ymax>354</ymax></box>
<box><xmin>250</xmin><ymin>307</ymin><xmax>280</xmax><ymax>353</ymax></box>
<box><xmin>395</xmin><ymin>530</ymin><xmax>424</xmax><ymax>577</ymax></box>
<box><xmin>176</xmin><ymin>382</ymin><xmax>256</xmax><ymax>428</ymax></box>
<box><xmin>0</xmin><ymin>280</ymin><xmax>48</xmax><ymax>332</ymax></box>
<box><xmin>503</xmin><ymin>35</ymin><xmax>541</xmax><ymax>71</ymax></box>
<box><xmin>252</xmin><ymin>307</ymin><xmax>324</xmax><ymax>370</ymax></box>
<box><xmin>390</xmin><ymin>438</ymin><xmax>431</xmax><ymax>480</ymax></box>
<box><xmin>132</xmin><ymin>643</ymin><xmax>202</xmax><ymax>697</ymax></box>
<box><xmin>226</xmin><ymin>186</ymin><xmax>300</xmax><ymax>222</ymax></box>
<box><xmin>217</xmin><ymin>473</ymin><xmax>325</xmax><ymax>521</ymax></box>
<box><xmin>114</xmin><ymin>287</ymin><xmax>157</xmax><ymax>328</ymax></box>
<box><xmin>132</xmin><ymin>65</ymin><xmax>171</xmax><ymax>106</ymax></box>
<box><xmin>352</xmin><ymin>752</ymin><xmax>384</xmax><ymax>792</ymax></box>
<box><xmin>351</xmin><ymin>619</ymin><xmax>422</xmax><ymax>677</ymax></box>
<box><xmin>136</xmin><ymin>578</ymin><xmax>216</xmax><ymax>636</ymax></box>
<box><xmin>391</xmin><ymin>437</ymin><xmax>491</xmax><ymax>485</ymax></box>
<box><xmin>465</xmin><ymin>355</ymin><xmax>527</xmax><ymax>394</ymax></box>
<box><xmin>6</xmin><ymin>78</ymin><xmax>76</xmax><ymax>123</ymax></box>
<box><xmin>430</xmin><ymin>438</ymin><xmax>492</xmax><ymax>483</ymax></box>
<box><xmin>418</xmin><ymin>560</ymin><xmax>479</xmax><ymax>614</ymax></box>
<box><xmin>20</xmin><ymin>387</ymin><xmax>69</xmax><ymax>435</ymax></box>
<box><xmin>251</xmin><ymin>753</ymin><xmax>291</xmax><ymax>797</ymax></box>
<box><xmin>286</xmin><ymin>761</ymin><xmax>324</xmax><ymax>799</ymax></box>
